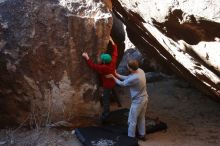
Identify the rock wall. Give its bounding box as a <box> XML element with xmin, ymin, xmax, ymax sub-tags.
<box><xmin>117</xmin><ymin>0</ymin><xmax>220</xmax><ymax>73</ymax></box>
<box><xmin>0</xmin><ymin>0</ymin><xmax>113</xmax><ymax>127</ymax></box>
<box><xmin>113</xmin><ymin>0</ymin><xmax>220</xmax><ymax>101</ymax></box>
<box><xmin>118</xmin><ymin>0</ymin><xmax>220</xmax><ymax>23</ymax></box>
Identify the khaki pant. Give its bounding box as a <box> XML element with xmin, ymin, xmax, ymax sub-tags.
<box><xmin>128</xmin><ymin>100</ymin><xmax>148</xmax><ymax>137</ymax></box>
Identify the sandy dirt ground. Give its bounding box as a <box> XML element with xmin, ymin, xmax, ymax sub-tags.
<box><xmin>0</xmin><ymin>77</ymin><xmax>220</xmax><ymax>146</ymax></box>
<box><xmin>140</xmin><ymin>78</ymin><xmax>220</xmax><ymax>146</ymax></box>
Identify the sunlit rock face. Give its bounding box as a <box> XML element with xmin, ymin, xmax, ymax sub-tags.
<box><xmin>118</xmin><ymin>0</ymin><xmax>220</xmax><ymax>23</ymax></box>
<box><xmin>0</xmin><ymin>0</ymin><xmax>113</xmax><ymax>127</ymax></box>
<box><xmin>117</xmin><ymin>0</ymin><xmax>220</xmax><ymax>73</ymax></box>
<box><xmin>114</xmin><ymin>0</ymin><xmax>220</xmax><ymax>100</ymax></box>
<box><xmin>118</xmin><ymin>0</ymin><xmax>220</xmax><ymax>69</ymax></box>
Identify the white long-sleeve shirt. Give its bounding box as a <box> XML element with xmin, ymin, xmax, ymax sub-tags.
<box><xmin>115</xmin><ymin>68</ymin><xmax>148</xmax><ymax>103</ymax></box>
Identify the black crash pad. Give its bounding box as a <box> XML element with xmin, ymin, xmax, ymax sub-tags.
<box><xmin>75</xmin><ymin>126</ymin><xmax>138</xmax><ymax>146</ymax></box>
<box><xmin>75</xmin><ymin>109</ymin><xmax>167</xmax><ymax>146</ymax></box>
<box><xmin>102</xmin><ymin>108</ymin><xmax>167</xmax><ymax>134</ymax></box>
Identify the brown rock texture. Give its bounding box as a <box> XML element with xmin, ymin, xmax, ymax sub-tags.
<box><xmin>0</xmin><ymin>0</ymin><xmax>113</xmax><ymax>127</ymax></box>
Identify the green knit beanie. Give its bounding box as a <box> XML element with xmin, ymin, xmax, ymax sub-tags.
<box><xmin>100</xmin><ymin>53</ymin><xmax>112</xmax><ymax>64</ymax></box>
